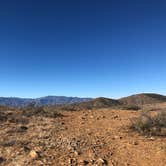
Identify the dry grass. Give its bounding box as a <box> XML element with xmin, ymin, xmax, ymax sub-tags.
<box><xmin>131</xmin><ymin>111</ymin><xmax>166</xmax><ymax>136</ymax></box>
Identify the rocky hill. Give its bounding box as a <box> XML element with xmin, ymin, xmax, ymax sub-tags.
<box><xmin>119</xmin><ymin>93</ymin><xmax>166</xmax><ymax>106</ymax></box>
<box><xmin>55</xmin><ymin>97</ymin><xmax>122</xmax><ymax>111</ymax></box>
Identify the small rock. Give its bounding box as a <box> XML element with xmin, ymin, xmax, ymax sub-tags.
<box><xmin>95</xmin><ymin>158</ymin><xmax>107</xmax><ymax>165</ymax></box>
<box><xmin>34</xmin><ymin>146</ymin><xmax>42</xmax><ymax>152</ymax></box>
<box><xmin>36</xmin><ymin>160</ymin><xmax>44</xmax><ymax>165</ymax></box>
<box><xmin>88</xmin><ymin>149</ymin><xmax>95</xmax><ymax>158</ymax></box>
<box><xmin>113</xmin><ymin>115</ymin><xmax>119</xmax><ymax>119</ymax></box>
<box><xmin>109</xmin><ymin>162</ymin><xmax>114</xmax><ymax>166</ymax></box>
<box><xmin>74</xmin><ymin>150</ymin><xmax>80</xmax><ymax>156</ymax></box>
<box><xmin>113</xmin><ymin>136</ymin><xmax>118</xmax><ymax>139</ymax></box>
<box><xmin>149</xmin><ymin>137</ymin><xmax>155</xmax><ymax>141</ymax></box>
<box><xmin>78</xmin><ymin>159</ymin><xmax>89</xmax><ymax>165</ymax></box>
<box><xmin>133</xmin><ymin>141</ymin><xmax>138</xmax><ymax>145</ymax></box>
<box><xmin>90</xmin><ymin>115</ymin><xmax>94</xmax><ymax>119</ymax></box>
<box><xmin>68</xmin><ymin>158</ymin><xmax>77</xmax><ymax>165</ymax></box>
<box><xmin>29</xmin><ymin>150</ymin><xmax>39</xmax><ymax>159</ymax></box>
<box><xmin>113</xmin><ymin>135</ymin><xmax>122</xmax><ymax>140</ymax></box>
<box><xmin>97</xmin><ymin>158</ymin><xmax>105</xmax><ymax>163</ymax></box>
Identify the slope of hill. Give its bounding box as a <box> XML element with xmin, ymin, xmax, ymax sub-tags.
<box><xmin>57</xmin><ymin>97</ymin><xmax>122</xmax><ymax>111</ymax></box>
<box><xmin>0</xmin><ymin>96</ymin><xmax>92</xmax><ymax>107</ymax></box>
<box><xmin>76</xmin><ymin>97</ymin><xmax>122</xmax><ymax>109</ymax></box>
<box><xmin>119</xmin><ymin>93</ymin><xmax>166</xmax><ymax>106</ymax></box>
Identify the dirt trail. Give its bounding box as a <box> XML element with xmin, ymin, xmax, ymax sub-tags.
<box><xmin>0</xmin><ymin>109</ymin><xmax>165</xmax><ymax>166</ymax></box>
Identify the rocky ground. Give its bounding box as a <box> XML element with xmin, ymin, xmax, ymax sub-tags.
<box><xmin>0</xmin><ymin>108</ymin><xmax>166</xmax><ymax>166</ymax></box>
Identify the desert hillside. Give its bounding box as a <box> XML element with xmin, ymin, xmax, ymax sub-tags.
<box><xmin>119</xmin><ymin>93</ymin><xmax>166</xmax><ymax>106</ymax></box>
<box><xmin>0</xmin><ymin>105</ymin><xmax>165</xmax><ymax>166</ymax></box>
<box><xmin>57</xmin><ymin>97</ymin><xmax>122</xmax><ymax>111</ymax></box>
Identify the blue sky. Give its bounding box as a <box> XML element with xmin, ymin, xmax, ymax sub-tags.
<box><xmin>0</xmin><ymin>0</ymin><xmax>166</xmax><ymax>98</ymax></box>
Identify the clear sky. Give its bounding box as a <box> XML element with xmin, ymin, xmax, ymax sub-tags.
<box><xmin>0</xmin><ymin>0</ymin><xmax>166</xmax><ymax>98</ymax></box>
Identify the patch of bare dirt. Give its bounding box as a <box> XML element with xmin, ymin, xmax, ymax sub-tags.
<box><xmin>0</xmin><ymin>108</ymin><xmax>165</xmax><ymax>166</ymax></box>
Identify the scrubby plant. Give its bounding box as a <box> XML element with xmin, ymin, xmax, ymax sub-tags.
<box><xmin>131</xmin><ymin>111</ymin><xmax>166</xmax><ymax>136</ymax></box>
<box><xmin>22</xmin><ymin>106</ymin><xmax>64</xmax><ymax>118</ymax></box>
<box><xmin>0</xmin><ymin>111</ymin><xmax>7</xmax><ymax>122</ymax></box>
<box><xmin>121</xmin><ymin>105</ymin><xmax>141</xmax><ymax>110</ymax></box>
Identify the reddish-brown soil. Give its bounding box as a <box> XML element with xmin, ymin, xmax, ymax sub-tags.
<box><xmin>0</xmin><ymin>109</ymin><xmax>165</xmax><ymax>166</ymax></box>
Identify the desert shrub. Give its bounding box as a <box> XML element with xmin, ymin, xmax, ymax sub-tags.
<box><xmin>8</xmin><ymin>115</ymin><xmax>29</xmax><ymax>124</ymax></box>
<box><xmin>55</xmin><ymin>104</ymin><xmax>80</xmax><ymax>111</ymax></box>
<box><xmin>22</xmin><ymin>106</ymin><xmax>46</xmax><ymax>117</ymax></box>
<box><xmin>0</xmin><ymin>112</ymin><xmax>7</xmax><ymax>122</ymax></box>
<box><xmin>22</xmin><ymin>106</ymin><xmax>64</xmax><ymax>118</ymax></box>
<box><xmin>16</xmin><ymin>126</ymin><xmax>28</xmax><ymax>133</ymax></box>
<box><xmin>49</xmin><ymin>111</ymin><xmax>63</xmax><ymax>118</ymax></box>
<box><xmin>0</xmin><ymin>109</ymin><xmax>29</xmax><ymax>124</ymax></box>
<box><xmin>131</xmin><ymin>111</ymin><xmax>166</xmax><ymax>136</ymax></box>
<box><xmin>121</xmin><ymin>105</ymin><xmax>141</xmax><ymax>110</ymax></box>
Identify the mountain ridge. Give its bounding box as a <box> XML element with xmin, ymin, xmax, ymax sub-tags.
<box><xmin>119</xmin><ymin>93</ymin><xmax>166</xmax><ymax>106</ymax></box>
<box><xmin>0</xmin><ymin>96</ymin><xmax>92</xmax><ymax>107</ymax></box>
<box><xmin>0</xmin><ymin>93</ymin><xmax>166</xmax><ymax>108</ymax></box>
<box><xmin>59</xmin><ymin>93</ymin><xmax>166</xmax><ymax>110</ymax></box>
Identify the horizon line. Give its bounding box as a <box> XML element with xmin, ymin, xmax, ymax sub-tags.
<box><xmin>0</xmin><ymin>92</ymin><xmax>165</xmax><ymax>100</ymax></box>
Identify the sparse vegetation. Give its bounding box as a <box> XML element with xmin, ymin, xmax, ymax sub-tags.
<box><xmin>131</xmin><ymin>111</ymin><xmax>166</xmax><ymax>136</ymax></box>
<box><xmin>0</xmin><ymin>103</ymin><xmax>166</xmax><ymax>165</ymax></box>
<box><xmin>54</xmin><ymin>97</ymin><xmax>122</xmax><ymax>111</ymax></box>
<box><xmin>121</xmin><ymin>105</ymin><xmax>141</xmax><ymax>110</ymax></box>
<box><xmin>0</xmin><ymin>95</ymin><xmax>166</xmax><ymax>165</ymax></box>
<box><xmin>120</xmin><ymin>93</ymin><xmax>166</xmax><ymax>106</ymax></box>
<box><xmin>22</xmin><ymin>106</ymin><xmax>64</xmax><ymax>118</ymax></box>
<box><xmin>0</xmin><ymin>111</ymin><xmax>7</xmax><ymax>122</ymax></box>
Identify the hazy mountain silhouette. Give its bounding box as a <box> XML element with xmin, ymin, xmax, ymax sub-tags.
<box><xmin>0</xmin><ymin>96</ymin><xmax>92</xmax><ymax>107</ymax></box>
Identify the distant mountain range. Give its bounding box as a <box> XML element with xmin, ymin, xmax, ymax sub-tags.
<box><xmin>0</xmin><ymin>93</ymin><xmax>166</xmax><ymax>108</ymax></box>
<box><xmin>0</xmin><ymin>96</ymin><xmax>92</xmax><ymax>107</ymax></box>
